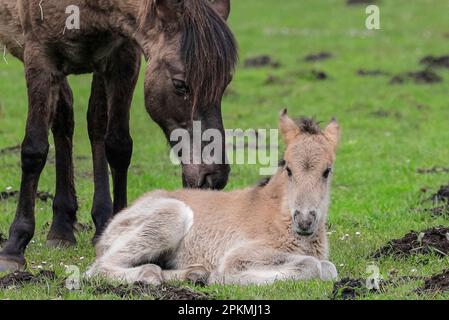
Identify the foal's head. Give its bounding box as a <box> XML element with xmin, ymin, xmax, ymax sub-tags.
<box><xmin>138</xmin><ymin>0</ymin><xmax>237</xmax><ymax>190</ymax></box>
<box><xmin>279</xmin><ymin>110</ymin><xmax>340</xmax><ymax>236</ymax></box>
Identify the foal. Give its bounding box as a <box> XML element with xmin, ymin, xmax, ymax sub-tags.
<box><xmin>87</xmin><ymin>110</ymin><xmax>340</xmax><ymax>285</ymax></box>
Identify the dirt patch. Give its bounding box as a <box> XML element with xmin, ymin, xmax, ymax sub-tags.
<box><xmin>0</xmin><ymin>270</ymin><xmax>56</xmax><ymax>289</ymax></box>
<box><xmin>370</xmin><ymin>109</ymin><xmax>402</xmax><ymax>119</ymax></box>
<box><xmin>332</xmin><ymin>278</ymin><xmax>367</xmax><ymax>300</ymax></box>
<box><xmin>372</xmin><ymin>226</ymin><xmax>449</xmax><ymax>258</ymax></box>
<box><xmin>357</xmin><ymin>69</ymin><xmax>390</xmax><ymax>77</ymax></box>
<box><xmin>0</xmin><ymin>190</ymin><xmax>54</xmax><ymax>202</ymax></box>
<box><xmin>92</xmin><ymin>282</ymin><xmax>211</xmax><ymax>300</ymax></box>
<box><xmin>420</xmin><ymin>55</ymin><xmax>449</xmax><ymax>69</ymax></box>
<box><xmin>347</xmin><ymin>0</ymin><xmax>378</xmax><ymax>5</ymax></box>
<box><xmin>390</xmin><ymin>70</ymin><xmax>442</xmax><ymax>84</ymax></box>
<box><xmin>418</xmin><ymin>270</ymin><xmax>449</xmax><ymax>294</ymax></box>
<box><xmin>0</xmin><ymin>145</ymin><xmax>20</xmax><ymax>155</ymax></box>
<box><xmin>244</xmin><ymin>55</ymin><xmax>280</xmax><ymax>69</ymax></box>
<box><xmin>424</xmin><ymin>206</ymin><xmax>449</xmax><ymax>217</ymax></box>
<box><xmin>0</xmin><ymin>233</ymin><xmax>6</xmax><ymax>246</ymax></box>
<box><xmin>304</xmin><ymin>52</ymin><xmax>333</xmax><ymax>62</ymax></box>
<box><xmin>431</xmin><ymin>184</ymin><xmax>449</xmax><ymax>203</ymax></box>
<box><xmin>264</xmin><ymin>75</ymin><xmax>293</xmax><ymax>85</ymax></box>
<box><xmin>417</xmin><ymin>167</ymin><xmax>449</xmax><ymax>174</ymax></box>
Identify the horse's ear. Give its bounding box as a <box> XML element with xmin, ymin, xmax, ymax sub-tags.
<box><xmin>324</xmin><ymin>118</ymin><xmax>340</xmax><ymax>151</ymax></box>
<box><xmin>155</xmin><ymin>0</ymin><xmax>184</xmax><ymax>23</ymax></box>
<box><xmin>209</xmin><ymin>0</ymin><xmax>231</xmax><ymax>21</ymax></box>
<box><xmin>279</xmin><ymin>109</ymin><xmax>300</xmax><ymax>145</ymax></box>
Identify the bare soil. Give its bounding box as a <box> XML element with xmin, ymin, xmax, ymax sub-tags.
<box><xmin>418</xmin><ymin>270</ymin><xmax>449</xmax><ymax>294</ymax></box>
<box><xmin>357</xmin><ymin>69</ymin><xmax>390</xmax><ymax>77</ymax></box>
<box><xmin>372</xmin><ymin>226</ymin><xmax>449</xmax><ymax>258</ymax></box>
<box><xmin>304</xmin><ymin>52</ymin><xmax>333</xmax><ymax>62</ymax></box>
<box><xmin>244</xmin><ymin>55</ymin><xmax>280</xmax><ymax>68</ymax></box>
<box><xmin>431</xmin><ymin>184</ymin><xmax>449</xmax><ymax>203</ymax></box>
<box><xmin>0</xmin><ymin>270</ymin><xmax>56</xmax><ymax>289</ymax></box>
<box><xmin>417</xmin><ymin>167</ymin><xmax>449</xmax><ymax>174</ymax></box>
<box><xmin>91</xmin><ymin>282</ymin><xmax>211</xmax><ymax>300</ymax></box>
<box><xmin>390</xmin><ymin>70</ymin><xmax>442</xmax><ymax>84</ymax></box>
<box><xmin>420</xmin><ymin>55</ymin><xmax>449</xmax><ymax>69</ymax></box>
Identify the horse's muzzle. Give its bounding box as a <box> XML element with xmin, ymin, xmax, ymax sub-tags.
<box><xmin>182</xmin><ymin>164</ymin><xmax>230</xmax><ymax>190</ymax></box>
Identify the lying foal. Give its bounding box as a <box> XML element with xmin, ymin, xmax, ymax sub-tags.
<box><xmin>87</xmin><ymin>110</ymin><xmax>341</xmax><ymax>285</ymax></box>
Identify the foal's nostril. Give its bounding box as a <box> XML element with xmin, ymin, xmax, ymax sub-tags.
<box><xmin>309</xmin><ymin>210</ymin><xmax>317</xmax><ymax>219</ymax></box>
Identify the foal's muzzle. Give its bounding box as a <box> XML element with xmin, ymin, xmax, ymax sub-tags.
<box><xmin>293</xmin><ymin>210</ymin><xmax>317</xmax><ymax>236</ymax></box>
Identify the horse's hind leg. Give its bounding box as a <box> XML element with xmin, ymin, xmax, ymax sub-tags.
<box><xmin>0</xmin><ymin>44</ymin><xmax>60</xmax><ymax>271</ymax></box>
<box><xmin>87</xmin><ymin>197</ymin><xmax>193</xmax><ymax>284</ymax></box>
<box><xmin>47</xmin><ymin>79</ymin><xmax>78</xmax><ymax>247</ymax></box>
<box><xmin>210</xmin><ymin>247</ymin><xmax>333</xmax><ymax>285</ymax></box>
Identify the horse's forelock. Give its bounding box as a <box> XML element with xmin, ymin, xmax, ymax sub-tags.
<box><xmin>181</xmin><ymin>0</ymin><xmax>238</xmax><ymax>108</ymax></box>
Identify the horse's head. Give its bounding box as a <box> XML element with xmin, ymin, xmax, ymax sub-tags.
<box><xmin>279</xmin><ymin>110</ymin><xmax>340</xmax><ymax>236</ymax></box>
<box><xmin>139</xmin><ymin>0</ymin><xmax>237</xmax><ymax>190</ymax></box>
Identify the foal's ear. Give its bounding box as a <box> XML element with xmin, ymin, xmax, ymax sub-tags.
<box><xmin>324</xmin><ymin>118</ymin><xmax>341</xmax><ymax>151</ymax></box>
<box><xmin>155</xmin><ymin>0</ymin><xmax>184</xmax><ymax>23</ymax></box>
<box><xmin>279</xmin><ymin>109</ymin><xmax>300</xmax><ymax>145</ymax></box>
<box><xmin>209</xmin><ymin>0</ymin><xmax>231</xmax><ymax>21</ymax></box>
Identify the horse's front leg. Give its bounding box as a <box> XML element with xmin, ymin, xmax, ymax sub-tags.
<box><xmin>104</xmin><ymin>43</ymin><xmax>141</xmax><ymax>214</ymax></box>
<box><xmin>87</xmin><ymin>73</ymin><xmax>113</xmax><ymax>242</ymax></box>
<box><xmin>47</xmin><ymin>79</ymin><xmax>78</xmax><ymax>247</ymax></box>
<box><xmin>0</xmin><ymin>46</ymin><xmax>60</xmax><ymax>271</ymax></box>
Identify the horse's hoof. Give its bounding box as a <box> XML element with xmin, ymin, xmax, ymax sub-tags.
<box><xmin>46</xmin><ymin>239</ymin><xmax>76</xmax><ymax>248</ymax></box>
<box><xmin>185</xmin><ymin>265</ymin><xmax>210</xmax><ymax>286</ymax></box>
<box><xmin>0</xmin><ymin>256</ymin><xmax>25</xmax><ymax>273</ymax></box>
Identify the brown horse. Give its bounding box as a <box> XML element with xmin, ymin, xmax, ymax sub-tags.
<box><xmin>0</xmin><ymin>0</ymin><xmax>237</xmax><ymax>272</ymax></box>
<box><xmin>86</xmin><ymin>110</ymin><xmax>340</xmax><ymax>285</ymax></box>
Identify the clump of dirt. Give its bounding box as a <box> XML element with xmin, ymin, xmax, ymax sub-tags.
<box><xmin>304</xmin><ymin>52</ymin><xmax>333</xmax><ymax>62</ymax></box>
<box><xmin>418</xmin><ymin>270</ymin><xmax>449</xmax><ymax>294</ymax></box>
<box><xmin>417</xmin><ymin>167</ymin><xmax>449</xmax><ymax>174</ymax></box>
<box><xmin>92</xmin><ymin>282</ymin><xmax>210</xmax><ymax>300</ymax></box>
<box><xmin>431</xmin><ymin>184</ymin><xmax>449</xmax><ymax>203</ymax></box>
<box><xmin>390</xmin><ymin>70</ymin><xmax>442</xmax><ymax>84</ymax></box>
<box><xmin>420</xmin><ymin>55</ymin><xmax>449</xmax><ymax>69</ymax></box>
<box><xmin>244</xmin><ymin>55</ymin><xmax>280</xmax><ymax>68</ymax></box>
<box><xmin>424</xmin><ymin>206</ymin><xmax>449</xmax><ymax>217</ymax></box>
<box><xmin>370</xmin><ymin>109</ymin><xmax>402</xmax><ymax>119</ymax></box>
<box><xmin>332</xmin><ymin>278</ymin><xmax>367</xmax><ymax>300</ymax></box>
<box><xmin>0</xmin><ymin>270</ymin><xmax>56</xmax><ymax>289</ymax></box>
<box><xmin>0</xmin><ymin>190</ymin><xmax>54</xmax><ymax>202</ymax></box>
<box><xmin>0</xmin><ymin>232</ymin><xmax>6</xmax><ymax>246</ymax></box>
<box><xmin>0</xmin><ymin>145</ymin><xmax>20</xmax><ymax>155</ymax></box>
<box><xmin>372</xmin><ymin>226</ymin><xmax>449</xmax><ymax>258</ymax></box>
<box><xmin>347</xmin><ymin>0</ymin><xmax>378</xmax><ymax>5</ymax></box>
<box><xmin>357</xmin><ymin>69</ymin><xmax>389</xmax><ymax>77</ymax></box>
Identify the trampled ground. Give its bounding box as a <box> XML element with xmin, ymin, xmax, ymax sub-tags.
<box><xmin>1</xmin><ymin>0</ymin><xmax>449</xmax><ymax>299</ymax></box>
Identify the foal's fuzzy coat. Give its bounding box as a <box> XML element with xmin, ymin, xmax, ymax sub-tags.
<box><xmin>87</xmin><ymin>110</ymin><xmax>341</xmax><ymax>285</ymax></box>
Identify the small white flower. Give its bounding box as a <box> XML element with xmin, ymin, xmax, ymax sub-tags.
<box><xmin>79</xmin><ymin>256</ymin><xmax>84</xmax><ymax>260</ymax></box>
<box><xmin>339</xmin><ymin>264</ymin><xmax>345</xmax><ymax>267</ymax></box>
<box><xmin>411</xmin><ymin>268</ymin><xmax>417</xmax><ymax>273</ymax></box>
<box><xmin>5</xmin><ymin>186</ymin><xmax>12</xmax><ymax>191</ymax></box>
<box><xmin>355</xmin><ymin>232</ymin><xmax>361</xmax><ymax>236</ymax></box>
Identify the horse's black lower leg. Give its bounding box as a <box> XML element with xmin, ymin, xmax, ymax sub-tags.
<box><xmin>88</xmin><ymin>73</ymin><xmax>113</xmax><ymax>242</ymax></box>
<box><xmin>104</xmin><ymin>42</ymin><xmax>141</xmax><ymax>214</ymax></box>
<box><xmin>0</xmin><ymin>51</ymin><xmax>58</xmax><ymax>271</ymax></box>
<box><xmin>47</xmin><ymin>79</ymin><xmax>78</xmax><ymax>247</ymax></box>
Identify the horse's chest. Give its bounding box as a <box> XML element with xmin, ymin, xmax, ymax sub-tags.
<box><xmin>46</xmin><ymin>34</ymin><xmax>125</xmax><ymax>74</ymax></box>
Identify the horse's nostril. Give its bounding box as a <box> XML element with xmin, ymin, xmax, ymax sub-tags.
<box><xmin>309</xmin><ymin>210</ymin><xmax>317</xmax><ymax>218</ymax></box>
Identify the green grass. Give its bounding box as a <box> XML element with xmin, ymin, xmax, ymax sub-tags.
<box><xmin>1</xmin><ymin>0</ymin><xmax>449</xmax><ymax>300</ymax></box>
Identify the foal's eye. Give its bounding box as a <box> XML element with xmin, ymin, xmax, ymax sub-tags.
<box><xmin>172</xmin><ymin>79</ymin><xmax>189</xmax><ymax>94</ymax></box>
<box><xmin>323</xmin><ymin>167</ymin><xmax>332</xmax><ymax>179</ymax></box>
<box><xmin>286</xmin><ymin>166</ymin><xmax>292</xmax><ymax>177</ymax></box>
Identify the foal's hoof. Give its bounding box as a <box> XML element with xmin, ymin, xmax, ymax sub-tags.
<box><xmin>320</xmin><ymin>261</ymin><xmax>338</xmax><ymax>281</ymax></box>
<box><xmin>0</xmin><ymin>256</ymin><xmax>25</xmax><ymax>273</ymax></box>
<box><xmin>46</xmin><ymin>239</ymin><xmax>76</xmax><ymax>248</ymax></box>
<box><xmin>185</xmin><ymin>265</ymin><xmax>210</xmax><ymax>286</ymax></box>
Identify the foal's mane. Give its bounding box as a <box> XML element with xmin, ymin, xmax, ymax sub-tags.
<box><xmin>138</xmin><ymin>0</ymin><xmax>238</xmax><ymax>108</ymax></box>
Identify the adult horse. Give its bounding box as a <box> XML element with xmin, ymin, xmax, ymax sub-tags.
<box><xmin>0</xmin><ymin>0</ymin><xmax>237</xmax><ymax>272</ymax></box>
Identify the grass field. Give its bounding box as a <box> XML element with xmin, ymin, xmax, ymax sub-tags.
<box><xmin>1</xmin><ymin>0</ymin><xmax>449</xmax><ymax>300</ymax></box>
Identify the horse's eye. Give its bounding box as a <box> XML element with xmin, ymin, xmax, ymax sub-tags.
<box><xmin>323</xmin><ymin>167</ymin><xmax>332</xmax><ymax>179</ymax></box>
<box><xmin>172</xmin><ymin>79</ymin><xmax>189</xmax><ymax>94</ymax></box>
<box><xmin>286</xmin><ymin>166</ymin><xmax>292</xmax><ymax>177</ymax></box>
